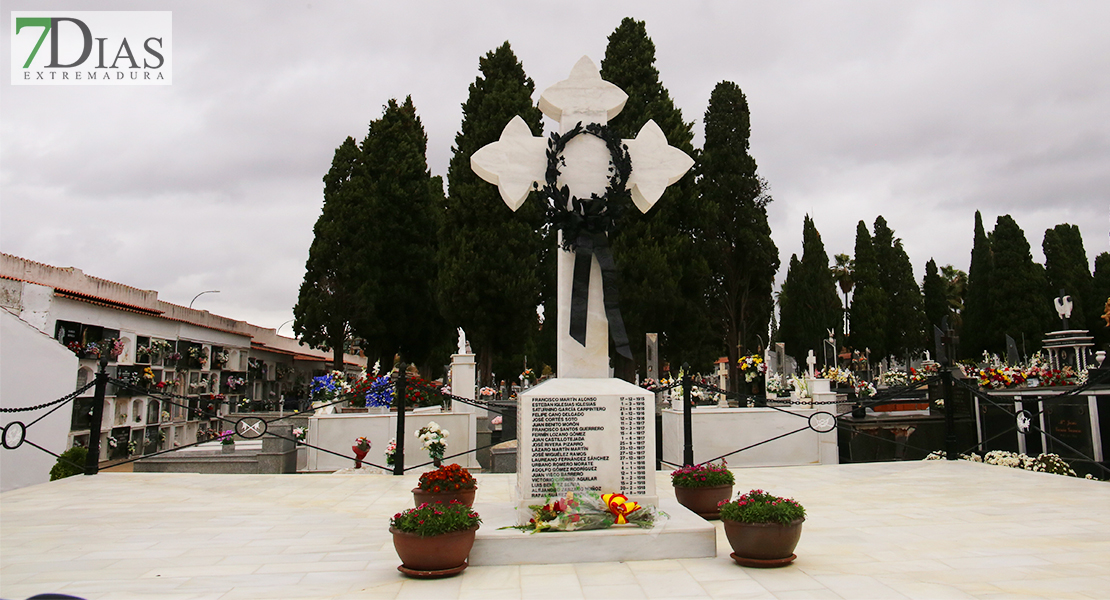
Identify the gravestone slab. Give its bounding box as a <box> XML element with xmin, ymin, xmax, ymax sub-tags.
<box><xmin>517</xmin><ymin>377</ymin><xmax>656</xmax><ymax>519</ymax></box>
<box><xmin>1045</xmin><ymin>402</ymin><xmax>1094</xmax><ymax>459</ymax></box>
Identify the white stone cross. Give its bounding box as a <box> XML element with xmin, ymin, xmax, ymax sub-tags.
<box><xmin>471</xmin><ymin>57</ymin><xmax>693</xmax><ymax>378</ymax></box>
<box><xmin>806</xmin><ymin>350</ymin><xmax>817</xmax><ymax>379</ymax></box>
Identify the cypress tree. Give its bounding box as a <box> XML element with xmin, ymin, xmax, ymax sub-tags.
<box><xmin>1042</xmin><ymin>224</ymin><xmax>1093</xmax><ymax>331</ymax></box>
<box><xmin>779</xmin><ymin>216</ymin><xmax>841</xmax><ymax>364</ymax></box>
<box><xmin>294</xmin><ymin>136</ymin><xmax>369</xmax><ymax>371</ymax></box>
<box><xmin>357</xmin><ymin>97</ymin><xmax>445</xmax><ymax>368</ymax></box>
<box><xmin>988</xmin><ymin>215</ymin><xmax>1048</xmax><ymax>357</ymax></box>
<box><xmin>849</xmin><ymin>220</ymin><xmax>887</xmax><ymax>361</ymax></box>
<box><xmin>922</xmin><ymin>258</ymin><xmax>949</xmax><ymax>338</ymax></box>
<box><xmin>962</xmin><ymin>211</ymin><xmax>993</xmax><ymax>358</ymax></box>
<box><xmin>699</xmin><ymin>80</ymin><xmax>779</xmax><ymax>390</ymax></box>
<box><xmin>876</xmin><ymin>219</ymin><xmax>926</xmax><ymax>362</ymax></box>
<box><xmin>438</xmin><ymin>43</ymin><xmax>546</xmax><ymax>383</ymax></box>
<box><xmin>601</xmin><ymin>17</ymin><xmax>712</xmax><ymax>376</ymax></box>
<box><xmin>1092</xmin><ymin>252</ymin><xmax>1110</xmax><ymax>346</ymax></box>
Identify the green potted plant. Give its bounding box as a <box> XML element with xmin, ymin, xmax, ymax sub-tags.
<box><xmin>670</xmin><ymin>462</ymin><xmax>734</xmax><ymax>519</ymax></box>
<box><xmin>719</xmin><ymin>489</ymin><xmax>806</xmax><ymax>567</ymax></box>
<box><xmin>413</xmin><ymin>463</ymin><xmax>477</xmax><ymax>507</ymax></box>
<box><xmin>390</xmin><ymin>500</ymin><xmax>481</xmax><ymax>577</ymax></box>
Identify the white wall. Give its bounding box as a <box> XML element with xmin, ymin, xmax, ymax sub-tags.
<box><xmin>662</xmin><ymin>406</ymin><xmax>838</xmax><ymax>468</ymax></box>
<box><xmin>1</xmin><ymin>309</ymin><xmax>81</xmax><ymax>492</ymax></box>
<box><xmin>306</xmin><ymin>411</ymin><xmax>477</xmax><ymax>471</ymax></box>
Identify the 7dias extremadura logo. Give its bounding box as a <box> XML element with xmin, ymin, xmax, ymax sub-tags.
<box><xmin>11</xmin><ymin>12</ymin><xmax>171</xmax><ymax>85</ymax></box>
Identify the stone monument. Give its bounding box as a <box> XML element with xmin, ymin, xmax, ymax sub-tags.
<box><xmin>472</xmin><ymin>57</ymin><xmax>693</xmax><ymax>514</ymax></box>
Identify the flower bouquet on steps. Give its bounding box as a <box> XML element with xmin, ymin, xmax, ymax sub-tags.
<box><xmin>505</xmin><ymin>482</ymin><xmax>665</xmax><ymax>533</ymax></box>
<box><xmin>352</xmin><ymin>436</ymin><xmax>371</xmax><ymax>468</ymax></box>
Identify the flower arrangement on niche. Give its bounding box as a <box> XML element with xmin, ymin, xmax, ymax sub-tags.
<box><xmin>186</xmin><ymin>346</ymin><xmax>208</xmax><ymax>367</ymax></box>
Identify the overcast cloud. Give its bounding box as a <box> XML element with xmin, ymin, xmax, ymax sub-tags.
<box><xmin>2</xmin><ymin>1</ymin><xmax>1107</xmax><ymax>332</ymax></box>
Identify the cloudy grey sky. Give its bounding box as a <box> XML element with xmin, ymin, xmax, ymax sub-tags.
<box><xmin>2</xmin><ymin>1</ymin><xmax>1107</xmax><ymax>333</ymax></box>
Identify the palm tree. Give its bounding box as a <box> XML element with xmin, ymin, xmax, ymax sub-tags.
<box><xmin>940</xmin><ymin>264</ymin><xmax>967</xmax><ymax>331</ymax></box>
<box><xmin>831</xmin><ymin>254</ymin><xmax>855</xmax><ymax>334</ymax></box>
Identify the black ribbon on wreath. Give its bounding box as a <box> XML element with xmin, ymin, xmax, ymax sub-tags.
<box><xmin>535</xmin><ymin>121</ymin><xmax>633</xmax><ymax>360</ymax></box>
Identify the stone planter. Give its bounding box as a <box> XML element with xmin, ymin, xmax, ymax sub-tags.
<box><xmin>391</xmin><ymin>525</ymin><xmax>477</xmax><ymax>577</ymax></box>
<box><xmin>221</xmin><ymin>443</ymin><xmax>234</xmax><ymax>454</ymax></box>
<box><xmin>722</xmin><ymin>518</ymin><xmax>804</xmax><ymax>567</ymax></box>
<box><xmin>673</xmin><ymin>484</ymin><xmax>732</xmax><ymax>519</ymax></box>
<box><xmin>412</xmin><ymin>487</ymin><xmax>477</xmax><ymax>508</ymax></box>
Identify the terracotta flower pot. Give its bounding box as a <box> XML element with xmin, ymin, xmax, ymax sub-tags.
<box><xmin>722</xmin><ymin>518</ymin><xmax>804</xmax><ymax>567</ymax></box>
<box><xmin>391</xmin><ymin>525</ymin><xmax>478</xmax><ymax>574</ymax></box>
<box><xmin>412</xmin><ymin>487</ymin><xmax>477</xmax><ymax>508</ymax></box>
<box><xmin>674</xmin><ymin>484</ymin><xmax>733</xmax><ymax>519</ymax></box>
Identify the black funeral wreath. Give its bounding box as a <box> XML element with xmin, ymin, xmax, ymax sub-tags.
<box><xmin>537</xmin><ymin>121</ymin><xmax>632</xmax><ymax>251</ymax></box>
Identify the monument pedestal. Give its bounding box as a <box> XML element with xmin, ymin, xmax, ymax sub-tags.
<box><xmin>470</xmin><ymin>495</ymin><xmax>715</xmax><ymax>565</ymax></box>
<box><xmin>517</xmin><ymin>378</ymin><xmax>656</xmax><ymax>518</ymax></box>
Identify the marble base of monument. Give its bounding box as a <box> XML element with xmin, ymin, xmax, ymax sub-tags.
<box><xmin>517</xmin><ymin>378</ymin><xmax>657</xmax><ymax>516</ymax></box>
<box><xmin>469</xmin><ymin>496</ymin><xmax>716</xmax><ymax>565</ymax></box>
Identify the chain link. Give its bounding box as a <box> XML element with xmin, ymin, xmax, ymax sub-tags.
<box><xmin>0</xmin><ymin>380</ymin><xmax>97</xmax><ymax>413</ymax></box>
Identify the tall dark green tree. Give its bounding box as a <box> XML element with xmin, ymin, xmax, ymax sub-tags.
<box><xmin>698</xmin><ymin>80</ymin><xmax>779</xmax><ymax>390</ymax></box>
<box><xmin>438</xmin><ymin>43</ymin><xmax>546</xmax><ymax>383</ymax></box>
<box><xmin>922</xmin><ymin>258</ymin><xmax>949</xmax><ymax>337</ymax></box>
<box><xmin>294</xmin><ymin>136</ymin><xmax>369</xmax><ymax>371</ymax></box>
<box><xmin>988</xmin><ymin>215</ymin><xmax>1049</xmax><ymax>357</ymax></box>
<box><xmin>962</xmin><ymin>211</ymin><xmax>993</xmax><ymax>358</ymax></box>
<box><xmin>1043</xmin><ymin>224</ymin><xmax>1093</xmax><ymax>332</ymax></box>
<box><xmin>357</xmin><ymin>97</ymin><xmax>445</xmax><ymax>368</ymax></box>
<box><xmin>779</xmin><ymin>215</ymin><xmax>842</xmax><ymax>363</ymax></box>
<box><xmin>601</xmin><ymin>17</ymin><xmax>713</xmax><ymax>376</ymax></box>
<box><xmin>849</xmin><ymin>220</ymin><xmax>887</xmax><ymax>360</ymax></box>
<box><xmin>872</xmin><ymin>217</ymin><xmax>926</xmax><ymax>362</ymax></box>
<box><xmin>1092</xmin><ymin>252</ymin><xmax>1110</xmax><ymax>346</ymax></box>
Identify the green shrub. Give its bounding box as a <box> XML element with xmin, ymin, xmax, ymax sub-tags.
<box><xmin>390</xmin><ymin>500</ymin><xmax>480</xmax><ymax>537</ymax></box>
<box><xmin>49</xmin><ymin>446</ymin><xmax>88</xmax><ymax>481</ymax></box>
<box><xmin>719</xmin><ymin>489</ymin><xmax>806</xmax><ymax>525</ymax></box>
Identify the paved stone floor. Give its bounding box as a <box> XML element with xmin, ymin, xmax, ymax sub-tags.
<box><xmin>1</xmin><ymin>461</ymin><xmax>1108</xmax><ymax>599</ymax></box>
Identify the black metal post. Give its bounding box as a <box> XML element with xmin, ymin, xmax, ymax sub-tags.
<box><xmin>682</xmin><ymin>362</ymin><xmax>693</xmax><ymax>467</ymax></box>
<box><xmin>393</xmin><ymin>365</ymin><xmax>407</xmax><ymax>475</ymax></box>
<box><xmin>943</xmin><ymin>366</ymin><xmax>957</xmax><ymax>460</ymax></box>
<box><xmin>84</xmin><ymin>355</ymin><xmax>109</xmax><ymax>475</ymax></box>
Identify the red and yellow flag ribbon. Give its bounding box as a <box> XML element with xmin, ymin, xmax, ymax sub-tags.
<box><xmin>602</xmin><ymin>493</ymin><xmax>641</xmax><ymax>524</ymax></box>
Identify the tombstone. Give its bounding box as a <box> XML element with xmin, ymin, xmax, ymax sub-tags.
<box><xmin>645</xmin><ymin>333</ymin><xmax>658</xmax><ymax>382</ymax></box>
<box><xmin>472</xmin><ymin>57</ymin><xmax>693</xmax><ymax>515</ymax></box>
<box><xmin>806</xmin><ymin>350</ymin><xmax>817</xmax><ymax>379</ymax></box>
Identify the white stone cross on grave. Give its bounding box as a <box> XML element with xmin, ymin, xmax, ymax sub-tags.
<box><xmin>806</xmin><ymin>350</ymin><xmax>817</xmax><ymax>379</ymax></box>
<box><xmin>471</xmin><ymin>57</ymin><xmax>693</xmax><ymax>378</ymax></box>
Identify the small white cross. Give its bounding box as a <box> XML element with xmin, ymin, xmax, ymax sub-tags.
<box><xmin>807</xmin><ymin>350</ymin><xmax>817</xmax><ymax>379</ymax></box>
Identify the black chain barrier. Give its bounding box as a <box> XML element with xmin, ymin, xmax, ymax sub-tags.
<box><xmin>949</xmin><ymin>375</ymin><xmax>1110</xmax><ymax>478</ymax></box>
<box><xmin>0</xmin><ymin>380</ymin><xmax>96</xmax><ymax>413</ymax></box>
<box><xmin>105</xmin><ymin>378</ymin><xmax>391</xmax><ymax>471</ymax></box>
<box><xmin>679</xmin><ymin>374</ymin><xmax>949</xmax><ymax>467</ymax></box>
<box><xmin>1</xmin><ymin>380</ymin><xmax>100</xmax><ymax>476</ymax></box>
